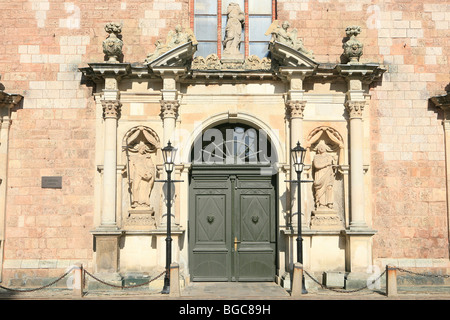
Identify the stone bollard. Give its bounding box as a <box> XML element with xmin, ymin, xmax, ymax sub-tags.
<box><xmin>169</xmin><ymin>263</ymin><xmax>180</xmax><ymax>298</ymax></box>
<box><xmin>291</xmin><ymin>262</ymin><xmax>305</xmax><ymax>297</ymax></box>
<box><xmin>72</xmin><ymin>263</ymin><xmax>84</xmax><ymax>298</ymax></box>
<box><xmin>386</xmin><ymin>265</ymin><xmax>398</xmax><ymax>297</ymax></box>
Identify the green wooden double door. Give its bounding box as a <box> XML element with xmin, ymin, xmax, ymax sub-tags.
<box><xmin>189</xmin><ymin>166</ymin><xmax>277</xmax><ymax>282</ymax></box>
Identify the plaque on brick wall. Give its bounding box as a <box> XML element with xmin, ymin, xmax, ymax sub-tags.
<box><xmin>41</xmin><ymin>176</ymin><xmax>62</xmax><ymax>189</ymax></box>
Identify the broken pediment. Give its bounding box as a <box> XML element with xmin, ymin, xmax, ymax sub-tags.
<box><xmin>269</xmin><ymin>41</ymin><xmax>319</xmax><ymax>69</ymax></box>
<box><xmin>145</xmin><ymin>41</ymin><xmax>197</xmax><ymax>68</ymax></box>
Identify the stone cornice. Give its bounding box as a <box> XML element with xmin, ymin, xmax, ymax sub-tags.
<box><xmin>431</xmin><ymin>92</ymin><xmax>450</xmax><ymax>110</ymax></box>
<box><xmin>0</xmin><ymin>91</ymin><xmax>23</xmax><ymax>109</ymax></box>
<box><xmin>337</xmin><ymin>63</ymin><xmax>386</xmax><ymax>84</ymax></box>
<box><xmin>79</xmin><ymin>63</ymin><xmax>132</xmax><ymax>82</ymax></box>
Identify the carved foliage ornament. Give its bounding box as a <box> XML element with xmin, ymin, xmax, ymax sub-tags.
<box><xmin>191</xmin><ymin>54</ymin><xmax>271</xmax><ymax>71</ymax></box>
<box><xmin>102</xmin><ymin>100</ymin><xmax>122</xmax><ymax>119</ymax></box>
<box><xmin>160</xmin><ymin>100</ymin><xmax>180</xmax><ymax>119</ymax></box>
<box><xmin>345</xmin><ymin>101</ymin><xmax>366</xmax><ymax>119</ymax></box>
<box><xmin>286</xmin><ymin>100</ymin><xmax>306</xmax><ymax>119</ymax></box>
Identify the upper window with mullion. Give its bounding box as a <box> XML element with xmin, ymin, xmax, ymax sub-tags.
<box><xmin>194</xmin><ymin>0</ymin><xmax>218</xmax><ymax>57</ymax></box>
<box><xmin>248</xmin><ymin>0</ymin><xmax>273</xmax><ymax>58</ymax></box>
<box><xmin>193</xmin><ymin>0</ymin><xmax>274</xmax><ymax>58</ymax></box>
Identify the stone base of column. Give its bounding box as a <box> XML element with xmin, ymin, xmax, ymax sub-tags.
<box><xmin>343</xmin><ymin>229</ymin><xmax>377</xmax><ymax>273</ymax></box>
<box><xmin>92</xmin><ymin>231</ymin><xmax>122</xmax><ymax>274</ymax></box>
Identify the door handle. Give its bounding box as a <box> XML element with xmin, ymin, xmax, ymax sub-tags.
<box><xmin>234</xmin><ymin>237</ymin><xmax>241</xmax><ymax>251</ymax></box>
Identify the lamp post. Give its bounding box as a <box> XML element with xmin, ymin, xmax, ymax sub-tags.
<box><xmin>291</xmin><ymin>141</ymin><xmax>308</xmax><ymax>294</ymax></box>
<box><xmin>161</xmin><ymin>141</ymin><xmax>177</xmax><ymax>294</ymax></box>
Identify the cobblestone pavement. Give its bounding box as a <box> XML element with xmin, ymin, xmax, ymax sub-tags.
<box><xmin>0</xmin><ymin>282</ymin><xmax>450</xmax><ymax>300</ymax></box>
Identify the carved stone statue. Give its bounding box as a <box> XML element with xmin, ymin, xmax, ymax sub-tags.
<box><xmin>129</xmin><ymin>141</ymin><xmax>156</xmax><ymax>208</ymax></box>
<box><xmin>268</xmin><ymin>21</ymin><xmax>314</xmax><ymax>58</ymax></box>
<box><xmin>145</xmin><ymin>25</ymin><xmax>197</xmax><ymax>63</ymax></box>
<box><xmin>222</xmin><ymin>2</ymin><xmax>245</xmax><ymax>59</ymax></box>
<box><xmin>343</xmin><ymin>26</ymin><xmax>363</xmax><ymax>64</ymax></box>
<box><xmin>103</xmin><ymin>22</ymin><xmax>123</xmax><ymax>63</ymax></box>
<box><xmin>312</xmin><ymin>140</ymin><xmax>337</xmax><ymax>210</ymax></box>
<box><xmin>124</xmin><ymin>126</ymin><xmax>159</xmax><ymax>211</ymax></box>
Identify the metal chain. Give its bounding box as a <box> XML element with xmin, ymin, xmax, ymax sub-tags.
<box><xmin>0</xmin><ymin>267</ymin><xmax>74</xmax><ymax>293</ymax></box>
<box><xmin>304</xmin><ymin>269</ymin><xmax>387</xmax><ymax>294</ymax></box>
<box><xmin>83</xmin><ymin>269</ymin><xmax>166</xmax><ymax>289</ymax></box>
<box><xmin>394</xmin><ymin>267</ymin><xmax>450</xmax><ymax>279</ymax></box>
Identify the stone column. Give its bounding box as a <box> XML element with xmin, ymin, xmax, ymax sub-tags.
<box><xmin>92</xmin><ymin>79</ymin><xmax>122</xmax><ymax>281</ymax></box>
<box><xmin>286</xmin><ymin>100</ymin><xmax>306</xmax><ymax>228</ymax></box>
<box><xmin>0</xmin><ymin>90</ymin><xmax>22</xmax><ymax>282</ymax></box>
<box><xmin>100</xmin><ymin>99</ymin><xmax>121</xmax><ymax>228</ymax></box>
<box><xmin>345</xmin><ymin>99</ymin><xmax>368</xmax><ymax>229</ymax></box>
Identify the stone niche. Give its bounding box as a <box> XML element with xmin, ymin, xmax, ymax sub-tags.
<box><xmin>121</xmin><ymin>126</ymin><xmax>161</xmax><ymax>231</ymax></box>
<box><xmin>306</xmin><ymin>126</ymin><xmax>345</xmax><ymax>231</ymax></box>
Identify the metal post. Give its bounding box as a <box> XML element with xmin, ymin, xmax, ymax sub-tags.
<box><xmin>162</xmin><ymin>170</ymin><xmax>172</xmax><ymax>294</ymax></box>
<box><xmin>296</xmin><ymin>171</ymin><xmax>307</xmax><ymax>294</ymax></box>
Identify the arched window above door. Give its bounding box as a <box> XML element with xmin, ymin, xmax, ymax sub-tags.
<box><xmin>190</xmin><ymin>122</ymin><xmax>277</xmax><ymax>165</ymax></box>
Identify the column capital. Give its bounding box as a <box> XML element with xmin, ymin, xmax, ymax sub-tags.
<box><xmin>345</xmin><ymin>100</ymin><xmax>366</xmax><ymax>119</ymax></box>
<box><xmin>286</xmin><ymin>100</ymin><xmax>306</xmax><ymax>119</ymax></box>
<box><xmin>160</xmin><ymin>100</ymin><xmax>180</xmax><ymax>120</ymax></box>
<box><xmin>101</xmin><ymin>100</ymin><xmax>122</xmax><ymax>119</ymax></box>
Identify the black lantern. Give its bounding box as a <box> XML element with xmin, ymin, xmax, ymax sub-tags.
<box><xmin>291</xmin><ymin>141</ymin><xmax>306</xmax><ymax>173</ymax></box>
<box><xmin>161</xmin><ymin>141</ymin><xmax>177</xmax><ymax>294</ymax></box>
<box><xmin>291</xmin><ymin>141</ymin><xmax>308</xmax><ymax>294</ymax></box>
<box><xmin>161</xmin><ymin>141</ymin><xmax>177</xmax><ymax>173</ymax></box>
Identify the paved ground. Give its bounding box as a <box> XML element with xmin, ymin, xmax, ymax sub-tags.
<box><xmin>1</xmin><ymin>282</ymin><xmax>450</xmax><ymax>300</ymax></box>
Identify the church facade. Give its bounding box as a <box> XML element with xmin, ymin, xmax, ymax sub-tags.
<box><xmin>0</xmin><ymin>0</ymin><xmax>449</xmax><ymax>290</ymax></box>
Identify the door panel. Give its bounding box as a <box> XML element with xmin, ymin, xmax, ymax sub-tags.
<box><xmin>235</xmin><ymin>180</ymin><xmax>276</xmax><ymax>281</ymax></box>
<box><xmin>190</xmin><ymin>178</ymin><xmax>231</xmax><ymax>281</ymax></box>
<box><xmin>189</xmin><ymin>170</ymin><xmax>276</xmax><ymax>282</ymax></box>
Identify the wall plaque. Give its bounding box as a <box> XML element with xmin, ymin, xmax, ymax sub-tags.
<box><xmin>41</xmin><ymin>176</ymin><xmax>62</xmax><ymax>189</ymax></box>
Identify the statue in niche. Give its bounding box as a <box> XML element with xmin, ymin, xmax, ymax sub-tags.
<box><xmin>124</xmin><ymin>127</ymin><xmax>159</xmax><ymax>210</ymax></box>
<box><xmin>268</xmin><ymin>20</ymin><xmax>314</xmax><ymax>58</ymax></box>
<box><xmin>312</xmin><ymin>140</ymin><xmax>338</xmax><ymax>211</ymax></box>
<box><xmin>129</xmin><ymin>141</ymin><xmax>156</xmax><ymax>208</ymax></box>
<box><xmin>222</xmin><ymin>2</ymin><xmax>245</xmax><ymax>59</ymax></box>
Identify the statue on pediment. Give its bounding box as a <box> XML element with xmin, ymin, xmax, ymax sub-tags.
<box><xmin>222</xmin><ymin>2</ymin><xmax>245</xmax><ymax>60</ymax></box>
<box><xmin>267</xmin><ymin>20</ymin><xmax>314</xmax><ymax>58</ymax></box>
<box><xmin>145</xmin><ymin>25</ymin><xmax>197</xmax><ymax>63</ymax></box>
